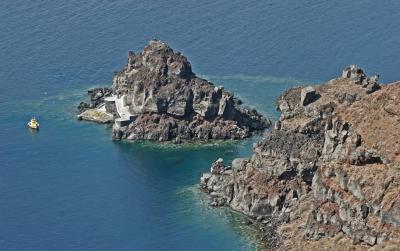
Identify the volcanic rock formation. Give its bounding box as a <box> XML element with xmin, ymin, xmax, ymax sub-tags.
<box><xmin>78</xmin><ymin>40</ymin><xmax>271</xmax><ymax>143</ymax></box>
<box><xmin>201</xmin><ymin>65</ymin><xmax>400</xmax><ymax>250</ymax></box>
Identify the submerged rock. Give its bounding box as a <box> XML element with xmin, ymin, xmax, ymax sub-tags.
<box><xmin>78</xmin><ymin>40</ymin><xmax>271</xmax><ymax>142</ymax></box>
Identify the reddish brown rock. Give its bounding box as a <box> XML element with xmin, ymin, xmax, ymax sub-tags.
<box><xmin>78</xmin><ymin>40</ymin><xmax>271</xmax><ymax>143</ymax></box>
<box><xmin>200</xmin><ymin>66</ymin><xmax>400</xmax><ymax>250</ymax></box>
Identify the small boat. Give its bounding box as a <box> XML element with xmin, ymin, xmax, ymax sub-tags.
<box><xmin>27</xmin><ymin>117</ymin><xmax>40</xmax><ymax>130</ymax></box>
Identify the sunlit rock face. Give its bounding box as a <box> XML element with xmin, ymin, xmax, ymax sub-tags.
<box><xmin>109</xmin><ymin>40</ymin><xmax>271</xmax><ymax>142</ymax></box>
<box><xmin>201</xmin><ymin>66</ymin><xmax>400</xmax><ymax>249</ymax></box>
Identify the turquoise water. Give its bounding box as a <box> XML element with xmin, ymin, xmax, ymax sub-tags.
<box><xmin>1</xmin><ymin>1</ymin><xmax>400</xmax><ymax>250</ymax></box>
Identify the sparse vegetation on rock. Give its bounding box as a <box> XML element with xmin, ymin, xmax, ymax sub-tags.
<box><xmin>201</xmin><ymin>65</ymin><xmax>400</xmax><ymax>250</ymax></box>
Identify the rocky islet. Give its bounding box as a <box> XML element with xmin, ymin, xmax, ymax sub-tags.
<box><xmin>78</xmin><ymin>40</ymin><xmax>271</xmax><ymax>143</ymax></box>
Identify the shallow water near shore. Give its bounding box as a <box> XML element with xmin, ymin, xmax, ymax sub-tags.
<box><xmin>0</xmin><ymin>88</ymin><xmax>269</xmax><ymax>250</ymax></box>
<box><xmin>1</xmin><ymin>0</ymin><xmax>400</xmax><ymax>250</ymax></box>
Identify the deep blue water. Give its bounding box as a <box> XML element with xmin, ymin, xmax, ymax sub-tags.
<box><xmin>1</xmin><ymin>1</ymin><xmax>400</xmax><ymax>250</ymax></box>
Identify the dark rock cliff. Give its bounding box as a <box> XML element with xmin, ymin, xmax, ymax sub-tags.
<box><xmin>78</xmin><ymin>40</ymin><xmax>271</xmax><ymax>143</ymax></box>
<box><xmin>201</xmin><ymin>65</ymin><xmax>400</xmax><ymax>250</ymax></box>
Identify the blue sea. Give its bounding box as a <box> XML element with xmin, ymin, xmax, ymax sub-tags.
<box><xmin>1</xmin><ymin>1</ymin><xmax>399</xmax><ymax>250</ymax></box>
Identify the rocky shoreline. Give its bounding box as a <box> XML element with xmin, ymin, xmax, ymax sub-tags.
<box><xmin>201</xmin><ymin>65</ymin><xmax>400</xmax><ymax>250</ymax></box>
<box><xmin>77</xmin><ymin>41</ymin><xmax>400</xmax><ymax>249</ymax></box>
<box><xmin>77</xmin><ymin>40</ymin><xmax>271</xmax><ymax>143</ymax></box>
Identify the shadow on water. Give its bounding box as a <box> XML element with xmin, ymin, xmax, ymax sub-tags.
<box><xmin>111</xmin><ymin>139</ymin><xmax>244</xmax><ymax>186</ymax></box>
<box><xmin>27</xmin><ymin>128</ymin><xmax>40</xmax><ymax>138</ymax></box>
<box><xmin>110</xmin><ymin>139</ymin><xmax>267</xmax><ymax>250</ymax></box>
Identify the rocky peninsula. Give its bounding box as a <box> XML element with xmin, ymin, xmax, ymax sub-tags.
<box><xmin>77</xmin><ymin>40</ymin><xmax>270</xmax><ymax>143</ymax></box>
<box><xmin>201</xmin><ymin>65</ymin><xmax>400</xmax><ymax>250</ymax></box>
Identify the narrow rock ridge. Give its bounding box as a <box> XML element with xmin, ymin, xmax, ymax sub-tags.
<box><xmin>78</xmin><ymin>40</ymin><xmax>271</xmax><ymax>143</ymax></box>
<box><xmin>200</xmin><ymin>65</ymin><xmax>400</xmax><ymax>250</ymax></box>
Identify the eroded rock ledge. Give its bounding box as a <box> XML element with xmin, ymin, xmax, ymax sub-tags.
<box><xmin>201</xmin><ymin>65</ymin><xmax>400</xmax><ymax>250</ymax></box>
<box><xmin>78</xmin><ymin>40</ymin><xmax>271</xmax><ymax>143</ymax></box>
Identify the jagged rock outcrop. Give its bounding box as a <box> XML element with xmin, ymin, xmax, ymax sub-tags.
<box><xmin>78</xmin><ymin>40</ymin><xmax>271</xmax><ymax>142</ymax></box>
<box><xmin>341</xmin><ymin>65</ymin><xmax>381</xmax><ymax>94</ymax></box>
<box><xmin>77</xmin><ymin>88</ymin><xmax>113</xmax><ymax>113</ymax></box>
<box><xmin>77</xmin><ymin>88</ymin><xmax>114</xmax><ymax>124</ymax></box>
<box><xmin>200</xmin><ymin>65</ymin><xmax>400</xmax><ymax>249</ymax></box>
